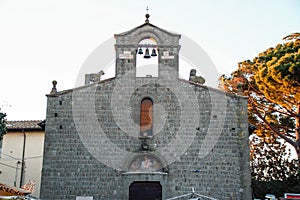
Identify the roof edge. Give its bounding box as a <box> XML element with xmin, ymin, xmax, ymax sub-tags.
<box><xmin>114</xmin><ymin>23</ymin><xmax>181</xmax><ymax>38</ymax></box>
<box><xmin>178</xmin><ymin>78</ymin><xmax>248</xmax><ymax>99</ymax></box>
<box><xmin>46</xmin><ymin>76</ymin><xmax>247</xmax><ymax>99</ymax></box>
<box><xmin>46</xmin><ymin>77</ymin><xmax>116</xmax><ymax>97</ymax></box>
<box><xmin>6</xmin><ymin>120</ymin><xmax>45</xmax><ymax>131</ymax></box>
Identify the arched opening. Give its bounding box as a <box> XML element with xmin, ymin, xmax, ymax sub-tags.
<box><xmin>140</xmin><ymin>98</ymin><xmax>153</xmax><ymax>137</ymax></box>
<box><xmin>136</xmin><ymin>38</ymin><xmax>158</xmax><ymax>77</ymax></box>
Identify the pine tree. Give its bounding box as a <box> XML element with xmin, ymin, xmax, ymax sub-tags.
<box><xmin>250</xmin><ymin>135</ymin><xmax>298</xmax><ymax>181</ymax></box>
<box><xmin>219</xmin><ymin>33</ymin><xmax>300</xmax><ymax>169</ymax></box>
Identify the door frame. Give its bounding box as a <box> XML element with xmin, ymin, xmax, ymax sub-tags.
<box><xmin>129</xmin><ymin>181</ymin><xmax>162</xmax><ymax>200</ymax></box>
<box><xmin>123</xmin><ymin>172</ymin><xmax>168</xmax><ymax>200</ymax></box>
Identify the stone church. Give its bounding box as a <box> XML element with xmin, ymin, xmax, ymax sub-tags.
<box><xmin>40</xmin><ymin>14</ymin><xmax>251</xmax><ymax>200</ymax></box>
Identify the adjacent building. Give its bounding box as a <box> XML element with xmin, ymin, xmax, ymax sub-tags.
<box><xmin>0</xmin><ymin>120</ymin><xmax>45</xmax><ymax>198</ymax></box>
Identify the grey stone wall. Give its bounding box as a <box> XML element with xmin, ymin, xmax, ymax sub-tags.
<box><xmin>41</xmin><ymin>79</ymin><xmax>250</xmax><ymax>199</ymax></box>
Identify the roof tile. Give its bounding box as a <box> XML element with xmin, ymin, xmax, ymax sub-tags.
<box><xmin>6</xmin><ymin>120</ymin><xmax>43</xmax><ymax>130</ymax></box>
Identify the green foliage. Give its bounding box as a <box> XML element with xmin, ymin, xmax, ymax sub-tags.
<box><xmin>252</xmin><ymin>173</ymin><xmax>300</xmax><ymax>199</ymax></box>
<box><xmin>250</xmin><ymin>134</ymin><xmax>299</xmax><ymax>199</ymax></box>
<box><xmin>220</xmin><ymin>31</ymin><xmax>300</xmax><ymax>200</ymax></box>
<box><xmin>283</xmin><ymin>32</ymin><xmax>300</xmax><ymax>41</ymax></box>
<box><xmin>0</xmin><ymin>110</ymin><xmax>7</xmax><ymax>141</ymax></box>
<box><xmin>253</xmin><ymin>41</ymin><xmax>300</xmax><ymax>107</ymax></box>
<box><xmin>219</xmin><ymin>33</ymin><xmax>300</xmax><ymax>169</ymax></box>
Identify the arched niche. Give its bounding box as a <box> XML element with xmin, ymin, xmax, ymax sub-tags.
<box><xmin>140</xmin><ymin>97</ymin><xmax>153</xmax><ymax>137</ymax></box>
<box><xmin>128</xmin><ymin>154</ymin><xmax>164</xmax><ymax>172</ymax></box>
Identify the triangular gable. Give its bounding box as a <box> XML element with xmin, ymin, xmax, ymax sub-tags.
<box><xmin>115</xmin><ymin>22</ymin><xmax>180</xmax><ymax>38</ymax></box>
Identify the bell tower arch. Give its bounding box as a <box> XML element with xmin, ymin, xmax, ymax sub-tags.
<box><xmin>136</xmin><ymin>38</ymin><xmax>158</xmax><ymax>77</ymax></box>
<box><xmin>114</xmin><ymin>14</ymin><xmax>181</xmax><ymax>79</ymax></box>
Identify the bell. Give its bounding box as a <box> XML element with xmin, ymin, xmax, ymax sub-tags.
<box><xmin>138</xmin><ymin>48</ymin><xmax>143</xmax><ymax>54</ymax></box>
<box><xmin>143</xmin><ymin>48</ymin><xmax>151</xmax><ymax>59</ymax></box>
<box><xmin>151</xmin><ymin>49</ymin><xmax>157</xmax><ymax>57</ymax></box>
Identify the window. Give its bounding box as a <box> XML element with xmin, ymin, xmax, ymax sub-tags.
<box><xmin>140</xmin><ymin>98</ymin><xmax>153</xmax><ymax>137</ymax></box>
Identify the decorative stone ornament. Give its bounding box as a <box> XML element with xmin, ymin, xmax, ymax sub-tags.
<box><xmin>50</xmin><ymin>80</ymin><xmax>57</xmax><ymax>95</ymax></box>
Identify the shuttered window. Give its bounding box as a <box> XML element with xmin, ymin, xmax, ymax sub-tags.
<box><xmin>140</xmin><ymin>98</ymin><xmax>153</xmax><ymax>137</ymax></box>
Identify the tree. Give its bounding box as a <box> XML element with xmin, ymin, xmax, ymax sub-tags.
<box><xmin>252</xmin><ymin>173</ymin><xmax>300</xmax><ymax>199</ymax></box>
<box><xmin>250</xmin><ymin>135</ymin><xmax>299</xmax><ymax>199</ymax></box>
<box><xmin>0</xmin><ymin>110</ymin><xmax>7</xmax><ymax>141</ymax></box>
<box><xmin>250</xmin><ymin>135</ymin><xmax>298</xmax><ymax>181</ymax></box>
<box><xmin>219</xmin><ymin>33</ymin><xmax>300</xmax><ymax>168</ymax></box>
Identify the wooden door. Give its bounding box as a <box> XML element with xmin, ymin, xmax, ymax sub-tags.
<box><xmin>129</xmin><ymin>181</ymin><xmax>162</xmax><ymax>200</ymax></box>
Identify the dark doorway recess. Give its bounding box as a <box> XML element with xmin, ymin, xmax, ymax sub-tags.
<box><xmin>129</xmin><ymin>181</ymin><xmax>162</xmax><ymax>200</ymax></box>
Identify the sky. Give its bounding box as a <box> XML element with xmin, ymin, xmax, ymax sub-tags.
<box><xmin>0</xmin><ymin>0</ymin><xmax>299</xmax><ymax>120</ymax></box>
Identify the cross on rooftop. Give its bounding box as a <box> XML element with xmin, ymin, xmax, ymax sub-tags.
<box><xmin>145</xmin><ymin>6</ymin><xmax>150</xmax><ymax>23</ymax></box>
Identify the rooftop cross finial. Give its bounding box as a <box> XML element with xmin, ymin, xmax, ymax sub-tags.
<box><xmin>145</xmin><ymin>6</ymin><xmax>150</xmax><ymax>23</ymax></box>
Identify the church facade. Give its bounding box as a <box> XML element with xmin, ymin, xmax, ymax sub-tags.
<box><xmin>40</xmin><ymin>15</ymin><xmax>251</xmax><ymax>200</ymax></box>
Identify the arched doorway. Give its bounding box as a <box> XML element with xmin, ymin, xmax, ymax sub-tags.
<box><xmin>129</xmin><ymin>181</ymin><xmax>162</xmax><ymax>200</ymax></box>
